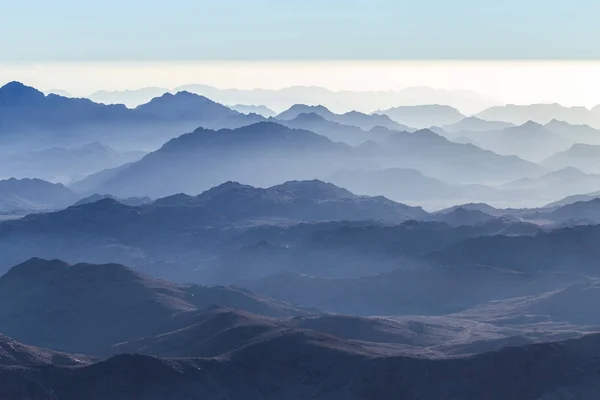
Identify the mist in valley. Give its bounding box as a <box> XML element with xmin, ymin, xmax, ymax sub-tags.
<box><xmin>2</xmin><ymin>2</ymin><xmax>600</xmax><ymax>395</ymax></box>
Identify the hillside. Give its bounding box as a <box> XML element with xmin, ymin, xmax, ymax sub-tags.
<box><xmin>0</xmin><ymin>258</ymin><xmax>309</xmax><ymax>355</ymax></box>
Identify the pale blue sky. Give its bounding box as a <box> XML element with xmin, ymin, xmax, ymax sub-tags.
<box><xmin>1</xmin><ymin>0</ymin><xmax>599</xmax><ymax>60</ymax></box>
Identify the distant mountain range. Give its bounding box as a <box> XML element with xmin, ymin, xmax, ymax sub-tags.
<box><xmin>70</xmin><ymin>121</ymin><xmax>546</xmax><ymax>199</ymax></box>
<box><xmin>230</xmin><ymin>104</ymin><xmax>276</xmax><ymax>117</ymax></box>
<box><xmin>88</xmin><ymin>85</ymin><xmax>501</xmax><ymax>114</ymax></box>
<box><xmin>0</xmin><ymin>82</ymin><xmax>264</xmax><ymax>151</ymax></box>
<box><xmin>245</xmin><ymin>261</ymin><xmax>579</xmax><ymax>316</ymax></box>
<box><xmin>10</xmin><ymin>77</ymin><xmax>600</xmax><ymax>400</ymax></box>
<box><xmin>500</xmin><ymin>167</ymin><xmax>600</xmax><ymax>203</ymax></box>
<box><xmin>476</xmin><ymin>103</ymin><xmax>600</xmax><ymax>128</ymax></box>
<box><xmin>0</xmin><ymin>178</ymin><xmax>78</xmax><ymax>214</ymax></box>
<box><xmin>328</xmin><ymin>167</ymin><xmax>497</xmax><ymax>208</ymax></box>
<box><xmin>88</xmin><ymin>122</ymin><xmax>359</xmax><ymax>197</ymax></box>
<box><xmin>72</xmin><ymin>193</ymin><xmax>152</xmax><ymax>207</ymax></box>
<box><xmin>275</xmin><ymin>112</ymin><xmax>395</xmax><ymax>145</ymax></box>
<box><xmin>543</xmin><ymin>143</ymin><xmax>600</xmax><ymax>173</ymax></box>
<box><xmin>0</xmin><ymin>179</ymin><xmax>555</xmax><ymax>282</ymax></box>
<box><xmin>544</xmin><ymin>119</ymin><xmax>600</xmax><ymax>144</ymax></box>
<box><xmin>544</xmin><ymin>191</ymin><xmax>600</xmax><ymax>208</ymax></box>
<box><xmin>375</xmin><ymin>104</ymin><xmax>465</xmax><ymax>128</ymax></box>
<box><xmin>361</xmin><ymin>128</ymin><xmax>544</xmax><ymax>184</ymax></box>
<box><xmin>0</xmin><ymin>142</ymin><xmax>144</xmax><ymax>183</ymax></box>
<box><xmin>457</xmin><ymin>280</ymin><xmax>600</xmax><ymax>326</ymax></box>
<box><xmin>87</xmin><ymin>86</ymin><xmax>168</xmax><ymax>107</ymax></box>
<box><xmin>447</xmin><ymin>121</ymin><xmax>573</xmax><ymax>162</ymax></box>
<box><xmin>440</xmin><ymin>116</ymin><xmax>514</xmax><ymax>133</ymax></box>
<box><xmin>276</xmin><ymin>104</ymin><xmax>411</xmax><ymax>131</ymax></box>
<box><xmin>429</xmin><ymin>222</ymin><xmax>600</xmax><ymax>274</ymax></box>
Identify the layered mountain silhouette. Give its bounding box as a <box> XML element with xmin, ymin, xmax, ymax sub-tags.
<box><xmin>476</xmin><ymin>103</ymin><xmax>599</xmax><ymax>127</ymax></box>
<box><xmin>7</xmin><ymin>180</ymin><xmax>427</xmax><ymax>230</ymax></box>
<box><xmin>88</xmin><ymin>86</ymin><xmax>169</xmax><ymax>107</ymax></box>
<box><xmin>0</xmin><ymin>258</ymin><xmax>309</xmax><ymax>355</ymax></box>
<box><xmin>0</xmin><ymin>180</ymin><xmax>430</xmax><ymax>276</ymax></box>
<box><xmin>72</xmin><ymin>193</ymin><xmax>152</xmax><ymax>207</ymax></box>
<box><xmin>275</xmin><ymin>112</ymin><xmax>394</xmax><ymax>145</ymax></box>
<box><xmin>440</xmin><ymin>116</ymin><xmax>514</xmax><ymax>133</ymax></box>
<box><xmin>90</xmin><ymin>85</ymin><xmax>500</xmax><ymax>114</ymax></box>
<box><xmin>133</xmin><ymin>91</ymin><xmax>264</xmax><ymax>129</ymax></box>
<box><xmin>544</xmin><ymin>119</ymin><xmax>600</xmax><ymax>145</ymax></box>
<box><xmin>375</xmin><ymin>105</ymin><xmax>465</xmax><ymax>128</ymax></box>
<box><xmin>328</xmin><ymin>168</ymin><xmax>497</xmax><ymax>207</ymax></box>
<box><xmin>112</xmin><ymin>306</ymin><xmax>576</xmax><ymax>359</ymax></box>
<box><xmin>0</xmin><ymin>142</ymin><xmax>144</xmax><ymax>182</ymax></box>
<box><xmin>0</xmin><ymin>82</ymin><xmax>263</xmax><ymax>150</ymax></box>
<box><xmin>457</xmin><ymin>279</ymin><xmax>600</xmax><ymax>326</ymax></box>
<box><xmin>0</xmin><ymin>334</ymin><xmax>91</xmax><ymax>367</ymax></box>
<box><xmin>450</xmin><ymin>121</ymin><xmax>572</xmax><ymax>161</ymax></box>
<box><xmin>6</xmin><ymin>332</ymin><xmax>600</xmax><ymax>399</ymax></box>
<box><xmin>13</xmin><ymin>65</ymin><xmax>600</xmax><ymax>400</ymax></box>
<box><xmin>0</xmin><ymin>178</ymin><xmax>78</xmax><ymax>213</ymax></box>
<box><xmin>428</xmin><ymin>223</ymin><xmax>600</xmax><ymax>273</ymax></box>
<box><xmin>244</xmin><ymin>264</ymin><xmax>580</xmax><ymax>316</ymax></box>
<box><xmin>276</xmin><ymin>104</ymin><xmax>411</xmax><ymax>131</ymax></box>
<box><xmin>543</xmin><ymin>143</ymin><xmax>600</xmax><ymax>173</ymax></box>
<box><xmin>544</xmin><ymin>190</ymin><xmax>600</xmax><ymax>208</ymax></box>
<box><xmin>500</xmin><ymin>167</ymin><xmax>600</xmax><ymax>202</ymax></box>
<box><xmin>360</xmin><ymin>128</ymin><xmax>544</xmax><ymax>184</ymax></box>
<box><xmin>204</xmin><ymin>218</ymin><xmax>540</xmax><ymax>284</ymax></box>
<box><xmin>230</xmin><ymin>104</ymin><xmax>276</xmax><ymax>117</ymax></box>
<box><xmin>87</xmin><ymin>122</ymin><xmax>363</xmax><ymax>197</ymax></box>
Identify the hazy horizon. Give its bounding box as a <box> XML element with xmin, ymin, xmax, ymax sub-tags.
<box><xmin>2</xmin><ymin>60</ymin><xmax>600</xmax><ymax>109</ymax></box>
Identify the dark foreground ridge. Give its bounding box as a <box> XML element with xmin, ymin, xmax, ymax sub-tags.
<box><xmin>2</xmin><ymin>332</ymin><xmax>600</xmax><ymax>399</ymax></box>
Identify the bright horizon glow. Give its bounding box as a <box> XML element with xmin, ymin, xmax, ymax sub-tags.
<box><xmin>2</xmin><ymin>60</ymin><xmax>600</xmax><ymax>110</ymax></box>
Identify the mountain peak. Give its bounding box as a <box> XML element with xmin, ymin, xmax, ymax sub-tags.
<box><xmin>198</xmin><ymin>181</ymin><xmax>255</xmax><ymax>199</ymax></box>
<box><xmin>0</xmin><ymin>258</ymin><xmax>71</xmax><ymax>296</ymax></box>
<box><xmin>0</xmin><ymin>81</ymin><xmax>45</xmax><ymax>104</ymax></box>
<box><xmin>545</xmin><ymin>119</ymin><xmax>569</xmax><ymax>127</ymax></box>
<box><xmin>292</xmin><ymin>112</ymin><xmax>328</xmax><ymax>123</ymax></box>
<box><xmin>270</xmin><ymin>179</ymin><xmax>355</xmax><ymax>200</ymax></box>
<box><xmin>290</xmin><ymin>104</ymin><xmax>330</xmax><ymax>112</ymax></box>
<box><xmin>2</xmin><ymin>258</ymin><xmax>70</xmax><ymax>279</ymax></box>
<box><xmin>521</xmin><ymin>120</ymin><xmax>544</xmax><ymax>128</ymax></box>
<box><xmin>277</xmin><ymin>104</ymin><xmax>332</xmax><ymax>120</ymax></box>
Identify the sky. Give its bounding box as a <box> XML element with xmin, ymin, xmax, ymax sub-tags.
<box><xmin>1</xmin><ymin>0</ymin><xmax>599</xmax><ymax>61</ymax></box>
<box><xmin>1</xmin><ymin>1</ymin><xmax>599</xmax><ymax>106</ymax></box>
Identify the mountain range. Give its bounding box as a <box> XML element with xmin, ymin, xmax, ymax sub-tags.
<box><xmin>7</xmin><ymin>331</ymin><xmax>600</xmax><ymax>399</ymax></box>
<box><xmin>276</xmin><ymin>104</ymin><xmax>411</xmax><ymax>131</ymax></box>
<box><xmin>275</xmin><ymin>112</ymin><xmax>395</xmax><ymax>145</ymax></box>
<box><xmin>476</xmin><ymin>103</ymin><xmax>600</xmax><ymax>127</ymax></box>
<box><xmin>543</xmin><ymin>143</ymin><xmax>600</xmax><ymax>173</ymax></box>
<box><xmin>0</xmin><ymin>142</ymin><xmax>144</xmax><ymax>183</ymax></box>
<box><xmin>361</xmin><ymin>128</ymin><xmax>545</xmax><ymax>184</ymax></box>
<box><xmin>88</xmin><ymin>122</ymin><xmax>545</xmax><ymax>198</ymax></box>
<box><xmin>440</xmin><ymin>116</ymin><xmax>514</xmax><ymax>133</ymax></box>
<box><xmin>87</xmin><ymin>122</ymin><xmax>360</xmax><ymax>197</ymax></box>
<box><xmin>0</xmin><ymin>178</ymin><xmax>78</xmax><ymax>214</ymax></box>
<box><xmin>375</xmin><ymin>104</ymin><xmax>465</xmax><ymax>128</ymax></box>
<box><xmin>230</xmin><ymin>104</ymin><xmax>277</xmax><ymax>117</ymax></box>
<box><xmin>0</xmin><ymin>82</ymin><xmax>264</xmax><ymax>151</ymax></box>
<box><xmin>8</xmin><ymin>76</ymin><xmax>600</xmax><ymax>399</ymax></box>
<box><xmin>0</xmin><ymin>258</ymin><xmax>310</xmax><ymax>355</ymax></box>
<box><xmin>446</xmin><ymin>121</ymin><xmax>573</xmax><ymax>162</ymax></box>
<box><xmin>88</xmin><ymin>85</ymin><xmax>500</xmax><ymax>114</ymax></box>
